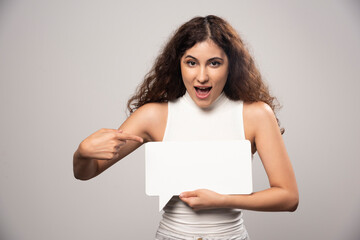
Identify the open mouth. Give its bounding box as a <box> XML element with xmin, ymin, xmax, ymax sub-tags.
<box><xmin>194</xmin><ymin>86</ymin><xmax>212</xmax><ymax>99</ymax></box>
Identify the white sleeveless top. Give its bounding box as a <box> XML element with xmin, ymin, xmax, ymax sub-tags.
<box><xmin>158</xmin><ymin>91</ymin><xmax>248</xmax><ymax>235</ymax></box>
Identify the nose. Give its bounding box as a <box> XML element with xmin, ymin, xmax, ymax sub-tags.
<box><xmin>196</xmin><ymin>66</ymin><xmax>209</xmax><ymax>83</ymax></box>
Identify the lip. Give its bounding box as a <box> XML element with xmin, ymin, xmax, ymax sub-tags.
<box><xmin>194</xmin><ymin>86</ymin><xmax>212</xmax><ymax>99</ymax></box>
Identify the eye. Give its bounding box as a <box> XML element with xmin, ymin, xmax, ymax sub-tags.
<box><xmin>186</xmin><ymin>60</ymin><xmax>196</xmax><ymax>67</ymax></box>
<box><xmin>210</xmin><ymin>61</ymin><xmax>221</xmax><ymax>67</ymax></box>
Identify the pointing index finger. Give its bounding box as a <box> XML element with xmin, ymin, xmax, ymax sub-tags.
<box><xmin>117</xmin><ymin>131</ymin><xmax>143</xmax><ymax>143</ymax></box>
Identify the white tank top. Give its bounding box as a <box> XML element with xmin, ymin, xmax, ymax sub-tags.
<box><xmin>159</xmin><ymin>91</ymin><xmax>247</xmax><ymax>235</ymax></box>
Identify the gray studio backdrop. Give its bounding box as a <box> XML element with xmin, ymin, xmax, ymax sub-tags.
<box><xmin>0</xmin><ymin>1</ymin><xmax>359</xmax><ymax>239</ymax></box>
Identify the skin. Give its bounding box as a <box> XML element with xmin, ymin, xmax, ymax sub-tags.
<box><xmin>181</xmin><ymin>39</ymin><xmax>228</xmax><ymax>108</ymax></box>
<box><xmin>73</xmin><ymin>39</ymin><xmax>299</xmax><ymax>212</ymax></box>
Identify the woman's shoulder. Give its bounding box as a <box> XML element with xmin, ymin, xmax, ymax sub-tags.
<box><xmin>243</xmin><ymin>101</ymin><xmax>275</xmax><ymax>122</ymax></box>
<box><xmin>130</xmin><ymin>102</ymin><xmax>168</xmax><ymax>142</ymax></box>
<box><xmin>243</xmin><ymin>101</ymin><xmax>278</xmax><ymax>145</ymax></box>
<box><xmin>135</xmin><ymin>102</ymin><xmax>168</xmax><ymax>118</ymax></box>
<box><xmin>130</xmin><ymin>102</ymin><xmax>168</xmax><ymax>124</ymax></box>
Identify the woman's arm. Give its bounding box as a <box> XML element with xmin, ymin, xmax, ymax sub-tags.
<box><xmin>73</xmin><ymin>102</ymin><xmax>167</xmax><ymax>180</ymax></box>
<box><xmin>73</xmin><ymin>129</ymin><xmax>144</xmax><ymax>180</ymax></box>
<box><xmin>180</xmin><ymin>102</ymin><xmax>299</xmax><ymax>212</ymax></box>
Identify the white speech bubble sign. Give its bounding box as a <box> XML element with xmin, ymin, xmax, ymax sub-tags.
<box><xmin>145</xmin><ymin>140</ymin><xmax>253</xmax><ymax>211</ymax></box>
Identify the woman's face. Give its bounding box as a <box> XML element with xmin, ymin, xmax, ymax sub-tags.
<box><xmin>180</xmin><ymin>39</ymin><xmax>229</xmax><ymax>109</ymax></box>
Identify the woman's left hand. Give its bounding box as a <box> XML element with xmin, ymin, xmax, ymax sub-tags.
<box><xmin>179</xmin><ymin>189</ymin><xmax>227</xmax><ymax>211</ymax></box>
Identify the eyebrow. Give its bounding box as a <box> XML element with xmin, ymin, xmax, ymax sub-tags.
<box><xmin>184</xmin><ymin>55</ymin><xmax>224</xmax><ymax>61</ymax></box>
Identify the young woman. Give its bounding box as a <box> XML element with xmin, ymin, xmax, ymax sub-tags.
<box><xmin>73</xmin><ymin>15</ymin><xmax>299</xmax><ymax>240</ymax></box>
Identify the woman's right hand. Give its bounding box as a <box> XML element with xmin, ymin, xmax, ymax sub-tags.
<box><xmin>78</xmin><ymin>128</ymin><xmax>144</xmax><ymax>161</ymax></box>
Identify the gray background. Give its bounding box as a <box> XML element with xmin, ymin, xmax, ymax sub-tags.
<box><xmin>0</xmin><ymin>0</ymin><xmax>359</xmax><ymax>239</ymax></box>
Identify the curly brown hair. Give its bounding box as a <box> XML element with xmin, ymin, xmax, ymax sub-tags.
<box><xmin>127</xmin><ymin>15</ymin><xmax>284</xmax><ymax>134</ymax></box>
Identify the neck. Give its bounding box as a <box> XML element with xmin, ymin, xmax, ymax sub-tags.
<box><xmin>183</xmin><ymin>91</ymin><xmax>226</xmax><ymax>111</ymax></box>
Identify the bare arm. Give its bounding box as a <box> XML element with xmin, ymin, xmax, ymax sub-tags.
<box><xmin>180</xmin><ymin>102</ymin><xmax>299</xmax><ymax>212</ymax></box>
<box><xmin>73</xmin><ymin>129</ymin><xmax>144</xmax><ymax>180</ymax></box>
<box><xmin>73</xmin><ymin>103</ymin><xmax>167</xmax><ymax>180</ymax></box>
